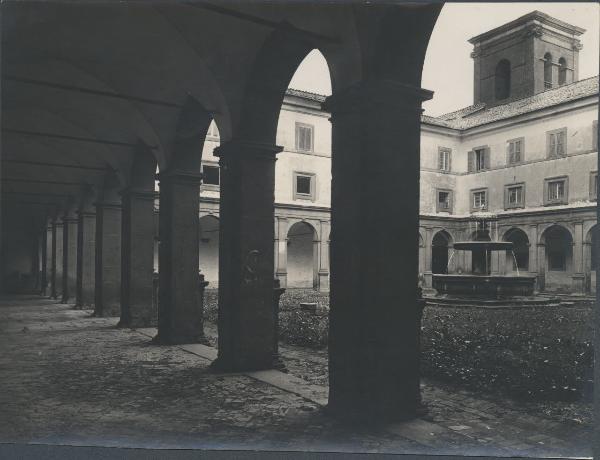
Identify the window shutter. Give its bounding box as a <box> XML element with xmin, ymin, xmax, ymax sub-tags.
<box><xmin>549</xmin><ymin>133</ymin><xmax>556</xmax><ymax>157</ymax></box>
<box><xmin>438</xmin><ymin>151</ymin><xmax>443</xmax><ymax>170</ymax></box>
<box><xmin>484</xmin><ymin>148</ymin><xmax>491</xmax><ymax>169</ymax></box>
<box><xmin>448</xmin><ymin>151</ymin><xmax>452</xmax><ymax>172</ymax></box>
<box><xmin>557</xmin><ymin>132</ymin><xmax>565</xmax><ymax>156</ymax></box>
<box><xmin>449</xmin><ymin>191</ymin><xmax>453</xmax><ymax>213</ymax></box>
<box><xmin>468</xmin><ymin>151</ymin><xmax>474</xmax><ymax>172</ymax></box>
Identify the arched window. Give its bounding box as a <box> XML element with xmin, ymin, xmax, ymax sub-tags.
<box><xmin>543</xmin><ymin>53</ymin><xmax>553</xmax><ymax>89</ymax></box>
<box><xmin>494</xmin><ymin>59</ymin><xmax>511</xmax><ymax>100</ymax></box>
<box><xmin>558</xmin><ymin>57</ymin><xmax>567</xmax><ymax>86</ymax></box>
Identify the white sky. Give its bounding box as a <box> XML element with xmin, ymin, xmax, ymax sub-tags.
<box><xmin>288</xmin><ymin>3</ymin><xmax>599</xmax><ymax>116</ymax></box>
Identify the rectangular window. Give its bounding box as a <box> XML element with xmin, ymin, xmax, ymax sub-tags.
<box><xmin>591</xmin><ymin>171</ymin><xmax>598</xmax><ymax>201</ymax></box>
<box><xmin>507</xmin><ymin>138</ymin><xmax>524</xmax><ymax>165</ymax></box>
<box><xmin>544</xmin><ymin>176</ymin><xmax>568</xmax><ymax>205</ymax></box>
<box><xmin>504</xmin><ymin>183</ymin><xmax>525</xmax><ymax>209</ymax></box>
<box><xmin>547</xmin><ymin>128</ymin><xmax>567</xmax><ymax>158</ymax></box>
<box><xmin>295</xmin><ymin>123</ymin><xmax>314</xmax><ymax>152</ymax></box>
<box><xmin>293</xmin><ymin>172</ymin><xmax>316</xmax><ymax>200</ymax></box>
<box><xmin>436</xmin><ymin>189</ymin><xmax>452</xmax><ymax>213</ymax></box>
<box><xmin>468</xmin><ymin>147</ymin><xmax>490</xmax><ymax>172</ymax></box>
<box><xmin>471</xmin><ymin>189</ymin><xmax>488</xmax><ymax>211</ymax></box>
<box><xmin>438</xmin><ymin>148</ymin><xmax>451</xmax><ymax>172</ymax></box>
<box><xmin>202</xmin><ymin>165</ymin><xmax>220</xmax><ymax>186</ymax></box>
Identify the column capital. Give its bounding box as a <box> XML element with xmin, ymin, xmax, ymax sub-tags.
<box><xmin>214</xmin><ymin>140</ymin><xmax>283</xmax><ymax>162</ymax></box>
<box><xmin>157</xmin><ymin>169</ymin><xmax>203</xmax><ymax>185</ymax></box>
<box><xmin>323</xmin><ymin>79</ymin><xmax>433</xmax><ymax>116</ymax></box>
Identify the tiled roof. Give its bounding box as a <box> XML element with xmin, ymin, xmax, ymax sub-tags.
<box><xmin>285</xmin><ymin>88</ymin><xmax>327</xmax><ymax>103</ymax></box>
<box><xmin>430</xmin><ymin>76</ymin><xmax>599</xmax><ymax>130</ymax></box>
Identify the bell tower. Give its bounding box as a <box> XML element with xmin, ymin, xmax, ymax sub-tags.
<box><xmin>469</xmin><ymin>11</ymin><xmax>585</xmax><ymax>108</ymax></box>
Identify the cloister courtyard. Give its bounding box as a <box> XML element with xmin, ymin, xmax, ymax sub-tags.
<box><xmin>0</xmin><ymin>291</ymin><xmax>593</xmax><ymax>456</ymax></box>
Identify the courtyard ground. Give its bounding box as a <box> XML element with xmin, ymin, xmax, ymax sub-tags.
<box><xmin>0</xmin><ymin>295</ymin><xmax>594</xmax><ymax>456</ymax></box>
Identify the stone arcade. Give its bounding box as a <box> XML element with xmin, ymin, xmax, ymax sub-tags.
<box><xmin>0</xmin><ymin>2</ymin><xmax>441</xmax><ymax>421</ymax></box>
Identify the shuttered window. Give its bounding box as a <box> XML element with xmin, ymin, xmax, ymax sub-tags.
<box><xmin>507</xmin><ymin>138</ymin><xmax>524</xmax><ymax>165</ymax></box>
<box><xmin>469</xmin><ymin>147</ymin><xmax>490</xmax><ymax>172</ymax></box>
<box><xmin>544</xmin><ymin>176</ymin><xmax>568</xmax><ymax>205</ymax></box>
<box><xmin>471</xmin><ymin>189</ymin><xmax>488</xmax><ymax>210</ymax></box>
<box><xmin>438</xmin><ymin>148</ymin><xmax>451</xmax><ymax>172</ymax></box>
<box><xmin>295</xmin><ymin>123</ymin><xmax>314</xmax><ymax>152</ymax></box>
<box><xmin>436</xmin><ymin>189</ymin><xmax>452</xmax><ymax>213</ymax></box>
<box><xmin>547</xmin><ymin>128</ymin><xmax>567</xmax><ymax>158</ymax></box>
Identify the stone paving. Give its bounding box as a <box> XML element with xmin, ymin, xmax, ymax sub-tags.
<box><xmin>0</xmin><ymin>295</ymin><xmax>593</xmax><ymax>456</ymax></box>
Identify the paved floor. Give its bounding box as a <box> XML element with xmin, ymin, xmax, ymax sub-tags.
<box><xmin>0</xmin><ymin>295</ymin><xmax>593</xmax><ymax>456</ymax></box>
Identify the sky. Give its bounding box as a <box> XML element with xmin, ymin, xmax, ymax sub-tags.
<box><xmin>288</xmin><ymin>3</ymin><xmax>599</xmax><ymax>116</ymax></box>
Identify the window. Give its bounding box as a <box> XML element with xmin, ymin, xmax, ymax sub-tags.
<box><xmin>436</xmin><ymin>189</ymin><xmax>453</xmax><ymax>213</ymax></box>
<box><xmin>547</xmin><ymin>128</ymin><xmax>567</xmax><ymax>158</ymax></box>
<box><xmin>468</xmin><ymin>147</ymin><xmax>490</xmax><ymax>172</ymax></box>
<box><xmin>558</xmin><ymin>58</ymin><xmax>567</xmax><ymax>86</ymax></box>
<box><xmin>495</xmin><ymin>59</ymin><xmax>511</xmax><ymax>100</ymax></box>
<box><xmin>543</xmin><ymin>53</ymin><xmax>553</xmax><ymax>89</ymax></box>
<box><xmin>591</xmin><ymin>171</ymin><xmax>598</xmax><ymax>201</ymax></box>
<box><xmin>293</xmin><ymin>172</ymin><xmax>315</xmax><ymax>200</ymax></box>
<box><xmin>504</xmin><ymin>183</ymin><xmax>525</xmax><ymax>209</ymax></box>
<box><xmin>544</xmin><ymin>176</ymin><xmax>568</xmax><ymax>205</ymax></box>
<box><xmin>295</xmin><ymin>123</ymin><xmax>314</xmax><ymax>152</ymax></box>
<box><xmin>471</xmin><ymin>188</ymin><xmax>488</xmax><ymax>211</ymax></box>
<box><xmin>506</xmin><ymin>138</ymin><xmax>524</xmax><ymax>165</ymax></box>
<box><xmin>202</xmin><ymin>164</ymin><xmax>220</xmax><ymax>186</ymax></box>
<box><xmin>438</xmin><ymin>148</ymin><xmax>451</xmax><ymax>172</ymax></box>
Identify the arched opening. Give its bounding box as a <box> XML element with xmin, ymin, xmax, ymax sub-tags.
<box><xmin>503</xmin><ymin>228</ymin><xmax>529</xmax><ymax>272</ymax></box>
<box><xmin>542</xmin><ymin>225</ymin><xmax>573</xmax><ymax>291</ymax></box>
<box><xmin>432</xmin><ymin>231</ymin><xmax>451</xmax><ymax>274</ymax></box>
<box><xmin>198</xmin><ymin>215</ymin><xmax>220</xmax><ymax>285</ymax></box>
<box><xmin>558</xmin><ymin>57</ymin><xmax>567</xmax><ymax>86</ymax></box>
<box><xmin>286</xmin><ymin>221</ymin><xmax>317</xmax><ymax>289</ymax></box>
<box><xmin>470</xmin><ymin>229</ymin><xmax>491</xmax><ymax>275</ymax></box>
<box><xmin>544</xmin><ymin>53</ymin><xmax>553</xmax><ymax>89</ymax></box>
<box><xmin>494</xmin><ymin>59</ymin><xmax>511</xmax><ymax>100</ymax></box>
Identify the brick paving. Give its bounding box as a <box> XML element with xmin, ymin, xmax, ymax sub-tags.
<box><xmin>0</xmin><ymin>295</ymin><xmax>593</xmax><ymax>456</ymax></box>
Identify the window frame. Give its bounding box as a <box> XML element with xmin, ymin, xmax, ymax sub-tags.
<box><xmin>201</xmin><ymin>163</ymin><xmax>220</xmax><ymax>190</ymax></box>
<box><xmin>546</xmin><ymin>127</ymin><xmax>567</xmax><ymax>159</ymax></box>
<box><xmin>470</xmin><ymin>187</ymin><xmax>489</xmax><ymax>211</ymax></box>
<box><xmin>544</xmin><ymin>176</ymin><xmax>569</xmax><ymax>206</ymax></box>
<box><xmin>295</xmin><ymin>122</ymin><xmax>314</xmax><ymax>152</ymax></box>
<box><xmin>293</xmin><ymin>171</ymin><xmax>316</xmax><ymax>201</ymax></box>
<box><xmin>437</xmin><ymin>147</ymin><xmax>452</xmax><ymax>172</ymax></box>
<box><xmin>506</xmin><ymin>137</ymin><xmax>525</xmax><ymax>165</ymax></box>
<box><xmin>436</xmin><ymin>188</ymin><xmax>453</xmax><ymax>214</ymax></box>
<box><xmin>504</xmin><ymin>182</ymin><xmax>526</xmax><ymax>209</ymax></box>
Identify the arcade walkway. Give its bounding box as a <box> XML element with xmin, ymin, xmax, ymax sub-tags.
<box><xmin>0</xmin><ymin>295</ymin><xmax>592</xmax><ymax>456</ymax></box>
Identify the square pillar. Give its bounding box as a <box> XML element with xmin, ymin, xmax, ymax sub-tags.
<box><xmin>572</xmin><ymin>222</ymin><xmax>585</xmax><ymax>294</ymax></box>
<box><xmin>423</xmin><ymin>227</ymin><xmax>433</xmax><ymax>287</ymax></box>
<box><xmin>94</xmin><ymin>201</ymin><xmax>122</xmax><ymax>317</ymax></box>
<box><xmin>76</xmin><ymin>211</ymin><xmax>96</xmax><ymax>308</ymax></box>
<box><xmin>41</xmin><ymin>227</ymin><xmax>48</xmax><ymax>295</ymax></box>
<box><xmin>54</xmin><ymin>221</ymin><xmax>64</xmax><ymax>300</ymax></box>
<box><xmin>45</xmin><ymin>225</ymin><xmax>53</xmax><ymax>296</ymax></box>
<box><xmin>120</xmin><ymin>189</ymin><xmax>157</xmax><ymax>328</ymax></box>
<box><xmin>212</xmin><ymin>140</ymin><xmax>283</xmax><ymax>371</ymax></box>
<box><xmin>274</xmin><ymin>217</ymin><xmax>288</xmax><ymax>288</ymax></box>
<box><xmin>318</xmin><ymin>220</ymin><xmax>330</xmax><ymax>292</ymax></box>
<box><xmin>156</xmin><ymin>170</ymin><xmax>205</xmax><ymax>343</ymax></box>
<box><xmin>62</xmin><ymin>216</ymin><xmax>78</xmax><ymax>303</ymax></box>
<box><xmin>323</xmin><ymin>80</ymin><xmax>433</xmax><ymax>421</ymax></box>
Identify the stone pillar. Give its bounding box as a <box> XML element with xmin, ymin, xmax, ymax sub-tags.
<box><xmin>40</xmin><ymin>228</ymin><xmax>48</xmax><ymax>295</ymax></box>
<box><xmin>94</xmin><ymin>200</ymin><xmax>122</xmax><ymax>317</ymax></box>
<box><xmin>423</xmin><ymin>227</ymin><xmax>433</xmax><ymax>287</ymax></box>
<box><xmin>61</xmin><ymin>215</ymin><xmax>78</xmax><ymax>303</ymax></box>
<box><xmin>274</xmin><ymin>217</ymin><xmax>288</xmax><ymax>288</ymax></box>
<box><xmin>323</xmin><ymin>80</ymin><xmax>433</xmax><ymax>421</ymax></box>
<box><xmin>572</xmin><ymin>222</ymin><xmax>585</xmax><ymax>294</ymax></box>
<box><xmin>212</xmin><ymin>140</ymin><xmax>283</xmax><ymax>371</ymax></box>
<box><xmin>54</xmin><ymin>220</ymin><xmax>64</xmax><ymax>300</ymax></box>
<box><xmin>120</xmin><ymin>188</ymin><xmax>157</xmax><ymax>328</ymax></box>
<box><xmin>537</xmin><ymin>242</ymin><xmax>546</xmax><ymax>292</ymax></box>
<box><xmin>76</xmin><ymin>210</ymin><xmax>96</xmax><ymax>308</ymax></box>
<box><xmin>318</xmin><ymin>220</ymin><xmax>330</xmax><ymax>292</ymax></box>
<box><xmin>45</xmin><ymin>225</ymin><xmax>53</xmax><ymax>296</ymax></box>
<box><xmin>156</xmin><ymin>170</ymin><xmax>205</xmax><ymax>343</ymax></box>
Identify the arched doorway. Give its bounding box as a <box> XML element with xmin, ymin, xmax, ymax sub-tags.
<box><xmin>542</xmin><ymin>225</ymin><xmax>573</xmax><ymax>291</ymax></box>
<box><xmin>432</xmin><ymin>231</ymin><xmax>451</xmax><ymax>274</ymax></box>
<box><xmin>503</xmin><ymin>228</ymin><xmax>529</xmax><ymax>273</ymax></box>
<box><xmin>198</xmin><ymin>215</ymin><xmax>219</xmax><ymax>285</ymax></box>
<box><xmin>286</xmin><ymin>221</ymin><xmax>317</xmax><ymax>289</ymax></box>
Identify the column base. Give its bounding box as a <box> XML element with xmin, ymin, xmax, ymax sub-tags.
<box><xmin>324</xmin><ymin>400</ymin><xmax>423</xmax><ymax>425</ymax></box>
<box><xmin>318</xmin><ymin>271</ymin><xmax>330</xmax><ymax>292</ymax></box>
<box><xmin>572</xmin><ymin>273</ymin><xmax>586</xmax><ymax>295</ymax></box>
<box><xmin>94</xmin><ymin>307</ymin><xmax>121</xmax><ymax>318</ymax></box>
<box><xmin>209</xmin><ymin>354</ymin><xmax>284</xmax><ymax>373</ymax></box>
<box><xmin>151</xmin><ymin>332</ymin><xmax>210</xmax><ymax>346</ymax></box>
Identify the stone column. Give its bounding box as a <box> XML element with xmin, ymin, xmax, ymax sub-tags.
<box><xmin>212</xmin><ymin>140</ymin><xmax>283</xmax><ymax>371</ymax></box>
<box><xmin>572</xmin><ymin>222</ymin><xmax>585</xmax><ymax>294</ymax></box>
<box><xmin>76</xmin><ymin>210</ymin><xmax>96</xmax><ymax>308</ymax></box>
<box><xmin>54</xmin><ymin>220</ymin><xmax>64</xmax><ymax>300</ymax></box>
<box><xmin>45</xmin><ymin>225</ymin><xmax>53</xmax><ymax>297</ymax></box>
<box><xmin>323</xmin><ymin>80</ymin><xmax>433</xmax><ymax>421</ymax></box>
<box><xmin>62</xmin><ymin>215</ymin><xmax>78</xmax><ymax>303</ymax></box>
<box><xmin>120</xmin><ymin>188</ymin><xmax>157</xmax><ymax>328</ymax></box>
<box><xmin>40</xmin><ymin>228</ymin><xmax>48</xmax><ymax>295</ymax></box>
<box><xmin>423</xmin><ymin>227</ymin><xmax>433</xmax><ymax>287</ymax></box>
<box><xmin>94</xmin><ymin>200</ymin><xmax>122</xmax><ymax>317</ymax></box>
<box><xmin>274</xmin><ymin>217</ymin><xmax>288</xmax><ymax>288</ymax></box>
<box><xmin>537</xmin><ymin>242</ymin><xmax>546</xmax><ymax>292</ymax></box>
<box><xmin>155</xmin><ymin>170</ymin><xmax>205</xmax><ymax>343</ymax></box>
<box><xmin>318</xmin><ymin>220</ymin><xmax>330</xmax><ymax>292</ymax></box>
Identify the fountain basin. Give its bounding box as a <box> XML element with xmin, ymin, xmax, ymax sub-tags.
<box><xmin>433</xmin><ymin>274</ymin><xmax>536</xmax><ymax>298</ymax></box>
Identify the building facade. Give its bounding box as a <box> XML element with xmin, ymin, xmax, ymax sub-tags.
<box><xmin>192</xmin><ymin>11</ymin><xmax>598</xmax><ymax>295</ymax></box>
